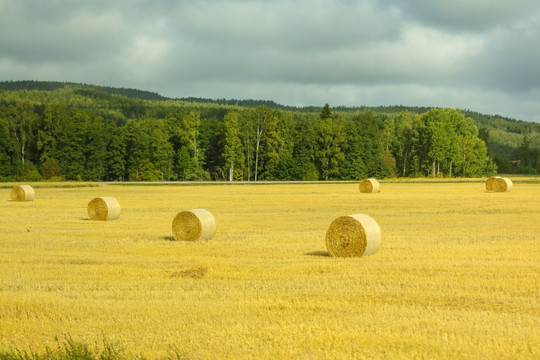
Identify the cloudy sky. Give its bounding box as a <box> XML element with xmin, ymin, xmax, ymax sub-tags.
<box><xmin>1</xmin><ymin>0</ymin><xmax>540</xmax><ymax>122</ymax></box>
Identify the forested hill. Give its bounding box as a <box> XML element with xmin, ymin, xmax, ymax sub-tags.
<box><xmin>0</xmin><ymin>80</ymin><xmax>529</xmax><ymax>122</ymax></box>
<box><xmin>0</xmin><ymin>80</ymin><xmax>538</xmax><ymax>181</ymax></box>
<box><xmin>0</xmin><ymin>80</ymin><xmax>168</xmax><ymax>101</ymax></box>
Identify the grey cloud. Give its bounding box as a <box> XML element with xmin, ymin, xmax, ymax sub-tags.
<box><xmin>0</xmin><ymin>1</ymin><xmax>133</xmax><ymax>63</ymax></box>
<box><xmin>0</xmin><ymin>0</ymin><xmax>539</xmax><ymax>122</ymax></box>
<box><xmin>392</xmin><ymin>0</ymin><xmax>540</xmax><ymax>32</ymax></box>
<box><xmin>476</xmin><ymin>24</ymin><xmax>540</xmax><ymax>92</ymax></box>
<box><xmin>172</xmin><ymin>0</ymin><xmax>401</xmax><ymax>52</ymax></box>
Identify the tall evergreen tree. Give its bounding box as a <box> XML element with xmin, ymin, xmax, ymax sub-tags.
<box><xmin>317</xmin><ymin>117</ymin><xmax>346</xmax><ymax>180</ymax></box>
<box><xmin>291</xmin><ymin>116</ymin><xmax>319</xmax><ymax>180</ymax></box>
<box><xmin>104</xmin><ymin>127</ymin><xmax>126</xmax><ymax>181</ymax></box>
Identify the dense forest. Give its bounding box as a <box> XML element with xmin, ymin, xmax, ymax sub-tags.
<box><xmin>0</xmin><ymin>81</ymin><xmax>539</xmax><ymax>182</ymax></box>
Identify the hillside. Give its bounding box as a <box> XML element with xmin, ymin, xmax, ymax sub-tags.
<box><xmin>0</xmin><ymin>80</ymin><xmax>538</xmax><ymax>180</ymax></box>
<box><xmin>0</xmin><ymin>80</ymin><xmax>168</xmax><ymax>101</ymax></box>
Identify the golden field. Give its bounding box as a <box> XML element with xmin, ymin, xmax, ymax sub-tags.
<box><xmin>0</xmin><ymin>181</ymin><xmax>539</xmax><ymax>359</ymax></box>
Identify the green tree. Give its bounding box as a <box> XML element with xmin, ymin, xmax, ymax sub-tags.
<box><xmin>40</xmin><ymin>157</ymin><xmax>61</xmax><ymax>179</ymax></box>
<box><xmin>6</xmin><ymin>100</ymin><xmax>37</xmax><ymax>167</ymax></box>
<box><xmin>380</xmin><ymin>149</ymin><xmax>397</xmax><ymax>178</ymax></box>
<box><xmin>514</xmin><ymin>136</ymin><xmax>536</xmax><ymax>173</ymax></box>
<box><xmin>291</xmin><ymin>116</ymin><xmax>319</xmax><ymax>180</ymax></box>
<box><xmin>392</xmin><ymin>111</ymin><xmax>416</xmax><ymax>177</ymax></box>
<box><xmin>179</xmin><ymin>111</ymin><xmax>202</xmax><ymax>171</ymax></box>
<box><xmin>176</xmin><ymin>147</ymin><xmax>193</xmax><ymax>180</ymax></box>
<box><xmin>352</xmin><ymin>111</ymin><xmax>387</xmax><ymax>178</ymax></box>
<box><xmin>317</xmin><ymin>115</ymin><xmax>346</xmax><ymax>180</ymax></box>
<box><xmin>53</xmin><ymin>111</ymin><xmax>86</xmax><ymax>180</ymax></box>
<box><xmin>223</xmin><ymin>110</ymin><xmax>244</xmax><ymax>181</ymax></box>
<box><xmin>38</xmin><ymin>104</ymin><xmax>69</xmax><ymax>163</ymax></box>
<box><xmin>200</xmin><ymin>117</ymin><xmax>223</xmax><ymax>180</ymax></box>
<box><xmin>0</xmin><ymin>117</ymin><xmax>14</xmax><ymax>178</ymax></box>
<box><xmin>80</xmin><ymin>113</ymin><xmax>108</xmax><ymax>180</ymax></box>
<box><xmin>138</xmin><ymin>159</ymin><xmax>162</xmax><ymax>181</ymax></box>
<box><xmin>263</xmin><ymin>112</ymin><xmax>295</xmax><ymax>180</ymax></box>
<box><xmin>125</xmin><ymin>119</ymin><xmax>172</xmax><ymax>181</ymax></box>
<box><xmin>239</xmin><ymin>110</ymin><xmax>255</xmax><ymax>180</ymax></box>
<box><xmin>342</xmin><ymin>120</ymin><xmax>367</xmax><ymax>180</ymax></box>
<box><xmin>413</xmin><ymin>109</ymin><xmax>494</xmax><ymax>177</ymax></box>
<box><xmin>320</xmin><ymin>103</ymin><xmax>333</xmax><ymax>120</ymax></box>
<box><xmin>104</xmin><ymin>127</ymin><xmax>126</xmax><ymax>181</ymax></box>
<box><xmin>260</xmin><ymin>114</ymin><xmax>285</xmax><ymax>179</ymax></box>
<box><xmin>251</xmin><ymin>105</ymin><xmax>274</xmax><ymax>181</ymax></box>
<box><xmin>151</xmin><ymin>119</ymin><xmax>174</xmax><ymax>180</ymax></box>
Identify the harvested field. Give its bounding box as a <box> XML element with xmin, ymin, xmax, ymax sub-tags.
<box><xmin>1</xmin><ymin>182</ymin><xmax>539</xmax><ymax>359</ymax></box>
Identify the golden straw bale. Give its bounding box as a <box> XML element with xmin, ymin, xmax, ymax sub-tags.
<box><xmin>492</xmin><ymin>177</ymin><xmax>513</xmax><ymax>193</ymax></box>
<box><xmin>325</xmin><ymin>214</ymin><xmax>381</xmax><ymax>257</ymax></box>
<box><xmin>11</xmin><ymin>185</ymin><xmax>35</xmax><ymax>202</ymax></box>
<box><xmin>172</xmin><ymin>209</ymin><xmax>216</xmax><ymax>242</ymax></box>
<box><xmin>485</xmin><ymin>176</ymin><xmax>501</xmax><ymax>191</ymax></box>
<box><xmin>359</xmin><ymin>178</ymin><xmax>380</xmax><ymax>193</ymax></box>
<box><xmin>87</xmin><ymin>197</ymin><xmax>121</xmax><ymax>221</ymax></box>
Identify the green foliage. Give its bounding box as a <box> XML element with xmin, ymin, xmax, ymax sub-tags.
<box><xmin>412</xmin><ymin>109</ymin><xmax>494</xmax><ymax>177</ymax></box>
<box><xmin>179</xmin><ymin>112</ymin><xmax>201</xmax><ymax>166</ymax></box>
<box><xmin>104</xmin><ymin>129</ymin><xmax>127</xmax><ymax>181</ymax></box>
<box><xmin>40</xmin><ymin>158</ymin><xmax>61</xmax><ymax>179</ymax></box>
<box><xmin>0</xmin><ymin>117</ymin><xmax>14</xmax><ymax>178</ymax></box>
<box><xmin>16</xmin><ymin>161</ymin><xmax>43</xmax><ymax>181</ymax></box>
<box><xmin>222</xmin><ymin>111</ymin><xmax>244</xmax><ymax>181</ymax></box>
<box><xmin>1</xmin><ymin>81</ymin><xmax>536</xmax><ymax>181</ymax></box>
<box><xmin>175</xmin><ymin>147</ymin><xmax>193</xmax><ymax>180</ymax></box>
<box><xmin>291</xmin><ymin>116</ymin><xmax>319</xmax><ymax>180</ymax></box>
<box><xmin>137</xmin><ymin>159</ymin><xmax>162</xmax><ymax>181</ymax></box>
<box><xmin>317</xmin><ymin>116</ymin><xmax>346</xmax><ymax>180</ymax></box>
<box><xmin>0</xmin><ymin>334</ymin><xmax>191</xmax><ymax>360</ymax></box>
<box><xmin>320</xmin><ymin>103</ymin><xmax>332</xmax><ymax>120</ymax></box>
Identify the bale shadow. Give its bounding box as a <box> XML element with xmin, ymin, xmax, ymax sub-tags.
<box><xmin>305</xmin><ymin>250</ymin><xmax>331</xmax><ymax>257</ymax></box>
<box><xmin>161</xmin><ymin>235</ymin><xmax>176</xmax><ymax>241</ymax></box>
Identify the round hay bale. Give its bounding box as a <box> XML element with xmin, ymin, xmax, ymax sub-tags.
<box><xmin>172</xmin><ymin>209</ymin><xmax>216</xmax><ymax>242</ymax></box>
<box><xmin>492</xmin><ymin>177</ymin><xmax>513</xmax><ymax>192</ymax></box>
<box><xmin>87</xmin><ymin>197</ymin><xmax>121</xmax><ymax>221</ymax></box>
<box><xmin>359</xmin><ymin>178</ymin><xmax>380</xmax><ymax>193</ymax></box>
<box><xmin>485</xmin><ymin>176</ymin><xmax>501</xmax><ymax>191</ymax></box>
<box><xmin>11</xmin><ymin>185</ymin><xmax>35</xmax><ymax>202</ymax></box>
<box><xmin>325</xmin><ymin>214</ymin><xmax>381</xmax><ymax>257</ymax></box>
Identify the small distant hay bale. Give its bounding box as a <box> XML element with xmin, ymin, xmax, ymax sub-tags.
<box><xmin>325</xmin><ymin>214</ymin><xmax>381</xmax><ymax>257</ymax></box>
<box><xmin>359</xmin><ymin>178</ymin><xmax>380</xmax><ymax>193</ymax></box>
<box><xmin>492</xmin><ymin>177</ymin><xmax>513</xmax><ymax>193</ymax></box>
<box><xmin>485</xmin><ymin>176</ymin><xmax>501</xmax><ymax>191</ymax></box>
<box><xmin>11</xmin><ymin>185</ymin><xmax>35</xmax><ymax>202</ymax></box>
<box><xmin>172</xmin><ymin>209</ymin><xmax>216</xmax><ymax>242</ymax></box>
<box><xmin>87</xmin><ymin>197</ymin><xmax>121</xmax><ymax>221</ymax></box>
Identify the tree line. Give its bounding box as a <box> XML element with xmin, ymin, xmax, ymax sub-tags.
<box><xmin>0</xmin><ymin>84</ymin><xmax>537</xmax><ymax>181</ymax></box>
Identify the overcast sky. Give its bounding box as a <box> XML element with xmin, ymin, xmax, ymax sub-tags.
<box><xmin>1</xmin><ymin>0</ymin><xmax>540</xmax><ymax>122</ymax></box>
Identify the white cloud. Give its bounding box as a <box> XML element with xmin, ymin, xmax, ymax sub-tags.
<box><xmin>116</xmin><ymin>35</ymin><xmax>171</xmax><ymax>82</ymax></box>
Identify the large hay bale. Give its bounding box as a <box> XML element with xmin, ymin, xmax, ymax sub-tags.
<box><xmin>172</xmin><ymin>209</ymin><xmax>216</xmax><ymax>241</ymax></box>
<box><xmin>492</xmin><ymin>177</ymin><xmax>513</xmax><ymax>192</ymax></box>
<box><xmin>359</xmin><ymin>178</ymin><xmax>380</xmax><ymax>193</ymax></box>
<box><xmin>11</xmin><ymin>185</ymin><xmax>35</xmax><ymax>202</ymax></box>
<box><xmin>87</xmin><ymin>197</ymin><xmax>121</xmax><ymax>221</ymax></box>
<box><xmin>325</xmin><ymin>214</ymin><xmax>381</xmax><ymax>257</ymax></box>
<box><xmin>485</xmin><ymin>176</ymin><xmax>501</xmax><ymax>191</ymax></box>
